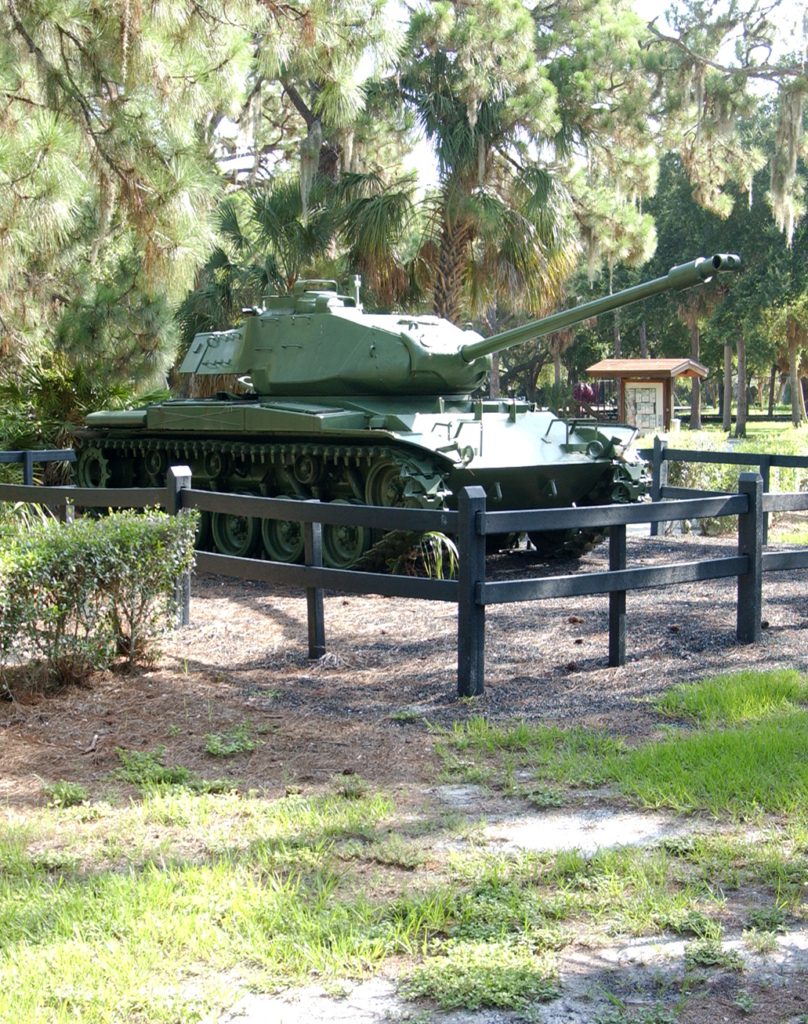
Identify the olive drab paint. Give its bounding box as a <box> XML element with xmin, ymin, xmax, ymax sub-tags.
<box><xmin>74</xmin><ymin>255</ymin><xmax>741</xmax><ymax>566</ymax></box>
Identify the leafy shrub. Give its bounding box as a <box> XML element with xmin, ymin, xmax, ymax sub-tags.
<box><xmin>0</xmin><ymin>510</ymin><xmax>196</xmax><ymax>686</ymax></box>
<box><xmin>90</xmin><ymin>511</ymin><xmax>197</xmax><ymax>664</ymax></box>
<box><xmin>666</xmin><ymin>429</ymin><xmax>808</xmax><ymax>534</ymax></box>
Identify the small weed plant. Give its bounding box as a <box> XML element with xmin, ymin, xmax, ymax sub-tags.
<box><xmin>42</xmin><ymin>779</ymin><xmax>88</xmax><ymax>808</ymax></box>
<box><xmin>115</xmin><ymin>747</ymin><xmax>232</xmax><ymax>794</ymax></box>
<box><xmin>204</xmin><ymin>723</ymin><xmax>257</xmax><ymax>757</ymax></box>
<box><xmin>402</xmin><ymin>939</ymin><xmax>558</xmax><ymax>1010</ymax></box>
<box><xmin>684</xmin><ymin>938</ymin><xmax>745</xmax><ymax>972</ymax></box>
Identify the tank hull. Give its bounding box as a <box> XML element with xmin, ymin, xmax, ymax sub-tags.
<box><xmin>76</xmin><ymin>395</ymin><xmax>646</xmax><ymax>565</ymax></box>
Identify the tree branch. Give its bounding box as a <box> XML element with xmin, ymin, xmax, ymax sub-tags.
<box><xmin>645</xmin><ymin>18</ymin><xmax>806</xmax><ymax>82</ymax></box>
<box><xmin>281</xmin><ymin>78</ymin><xmax>316</xmax><ymax>129</ymax></box>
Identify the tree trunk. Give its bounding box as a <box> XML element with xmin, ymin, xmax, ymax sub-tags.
<box><xmin>689</xmin><ymin>321</ymin><xmax>701</xmax><ymax>430</ymax></box>
<box><xmin>768</xmin><ymin>365</ymin><xmax>777</xmax><ymax>418</ymax></box>
<box><xmin>787</xmin><ymin>318</ymin><xmax>806</xmax><ymax>426</ymax></box>
<box><xmin>490</xmin><ymin>353</ymin><xmax>501</xmax><ymax>398</ymax></box>
<box><xmin>639</xmin><ymin>318</ymin><xmax>648</xmax><ymax>358</ymax></box>
<box><xmin>613</xmin><ymin>308</ymin><xmax>621</xmax><ymax>358</ymax></box>
<box><xmin>433</xmin><ymin>219</ymin><xmax>473</xmax><ymax>323</ymax></box>
<box><xmin>735</xmin><ymin>333</ymin><xmax>747</xmax><ymax>438</ymax></box>
<box><xmin>723</xmin><ymin>343</ymin><xmax>733</xmax><ymax>432</ymax></box>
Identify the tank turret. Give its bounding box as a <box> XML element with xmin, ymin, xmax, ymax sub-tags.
<box><xmin>178</xmin><ymin>254</ymin><xmax>740</xmax><ymax>397</ymax></box>
<box><xmin>76</xmin><ymin>254</ymin><xmax>741</xmax><ymax>567</ymax></box>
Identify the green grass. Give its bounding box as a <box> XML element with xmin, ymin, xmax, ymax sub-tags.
<box><xmin>774</xmin><ymin>522</ymin><xmax>808</xmax><ymax>545</ymax></box>
<box><xmin>438</xmin><ymin>673</ymin><xmax>808</xmax><ymax>818</ymax></box>
<box><xmin>655</xmin><ymin>670</ymin><xmax>808</xmax><ymax>725</ymax></box>
<box><xmin>619</xmin><ymin>671</ymin><xmax>808</xmax><ymax>816</ymax></box>
<box><xmin>0</xmin><ymin>787</ymin><xmax>454</xmax><ymax>1023</ymax></box>
<box><xmin>6</xmin><ymin>669</ymin><xmax>808</xmax><ymax>1021</ymax></box>
<box><xmin>615</xmin><ymin>711</ymin><xmax>808</xmax><ymax>815</ymax></box>
<box><xmin>433</xmin><ymin>718</ymin><xmax>625</xmax><ymax>789</ymax></box>
<box><xmin>1</xmin><ymin>774</ymin><xmax>758</xmax><ymax>1023</ymax></box>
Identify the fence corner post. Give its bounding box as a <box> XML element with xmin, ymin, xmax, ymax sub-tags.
<box><xmin>304</xmin><ymin>500</ymin><xmax>326</xmax><ymax>659</ymax></box>
<box><xmin>737</xmin><ymin>471</ymin><xmax>763</xmax><ymax>645</ymax></box>
<box><xmin>166</xmin><ymin>465</ymin><xmax>192</xmax><ymax>627</ymax></box>
<box><xmin>457</xmin><ymin>486</ymin><xmax>487</xmax><ymax>698</ymax></box>
<box><xmin>650</xmin><ymin>436</ymin><xmax>668</xmax><ymax>537</ymax></box>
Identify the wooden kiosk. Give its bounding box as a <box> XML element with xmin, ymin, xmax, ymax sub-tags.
<box><xmin>585</xmin><ymin>358</ymin><xmax>708</xmax><ymax>433</ymax></box>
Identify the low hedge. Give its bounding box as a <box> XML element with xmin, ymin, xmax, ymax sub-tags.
<box><xmin>665</xmin><ymin>428</ymin><xmax>808</xmax><ymax>534</ymax></box>
<box><xmin>0</xmin><ymin>509</ymin><xmax>197</xmax><ymax>686</ymax></box>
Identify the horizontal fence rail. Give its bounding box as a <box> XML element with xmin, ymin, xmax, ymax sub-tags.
<box><xmin>641</xmin><ymin>436</ymin><xmax>808</xmax><ymax>542</ymax></box>
<box><xmin>0</xmin><ymin>448</ymin><xmax>75</xmax><ymax>486</ymax></box>
<box><xmin>1</xmin><ymin>448</ymin><xmax>806</xmax><ymax>697</ymax></box>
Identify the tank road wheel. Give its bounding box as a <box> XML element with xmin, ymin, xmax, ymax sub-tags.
<box><xmin>143</xmin><ymin>447</ymin><xmax>168</xmax><ymax>484</ymax></box>
<box><xmin>364</xmin><ymin>459</ymin><xmax>406</xmax><ymax>507</ymax></box>
<box><xmin>76</xmin><ymin>446</ymin><xmax>111</xmax><ymax>488</ymax></box>
<box><xmin>322</xmin><ymin>501</ymin><xmax>372</xmax><ymax>569</ymax></box>
<box><xmin>211</xmin><ymin>496</ymin><xmax>260</xmax><ymax>558</ymax></box>
<box><xmin>203</xmin><ymin>450</ymin><xmax>230</xmax><ymax>481</ymax></box>
<box><xmin>261</xmin><ymin>496</ymin><xmax>304</xmax><ymax>563</ymax></box>
<box><xmin>293</xmin><ymin>454</ymin><xmax>323</xmax><ymax>487</ymax></box>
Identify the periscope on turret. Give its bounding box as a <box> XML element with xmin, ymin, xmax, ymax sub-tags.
<box><xmin>74</xmin><ymin>255</ymin><xmax>741</xmax><ymax>567</ymax></box>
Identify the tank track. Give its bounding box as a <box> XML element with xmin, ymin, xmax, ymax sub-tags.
<box><xmin>74</xmin><ymin>435</ymin><xmax>449</xmax><ymax>567</ymax></box>
<box><xmin>73</xmin><ymin>436</ymin><xmax>625</xmax><ymax>568</ymax></box>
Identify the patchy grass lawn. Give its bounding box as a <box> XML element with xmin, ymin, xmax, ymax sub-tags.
<box><xmin>2</xmin><ymin>670</ymin><xmax>808</xmax><ymax>1022</ymax></box>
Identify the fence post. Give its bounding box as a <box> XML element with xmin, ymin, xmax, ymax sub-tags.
<box><xmin>758</xmin><ymin>454</ymin><xmax>771</xmax><ymax>545</ymax></box>
<box><xmin>649</xmin><ymin>436</ymin><xmax>667</xmax><ymax>537</ymax></box>
<box><xmin>608</xmin><ymin>523</ymin><xmax>627</xmax><ymax>667</ymax></box>
<box><xmin>457</xmin><ymin>486</ymin><xmax>487</xmax><ymax>697</ymax></box>
<box><xmin>303</xmin><ymin>501</ymin><xmax>326</xmax><ymax>659</ymax></box>
<box><xmin>737</xmin><ymin>471</ymin><xmax>763</xmax><ymax>645</ymax></box>
<box><xmin>22</xmin><ymin>450</ymin><xmax>34</xmax><ymax>486</ymax></box>
<box><xmin>166</xmin><ymin>466</ymin><xmax>192</xmax><ymax>627</ymax></box>
<box><xmin>58</xmin><ymin>499</ymin><xmax>74</xmax><ymax>525</ymax></box>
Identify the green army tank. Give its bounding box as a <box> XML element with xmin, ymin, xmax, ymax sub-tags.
<box><xmin>74</xmin><ymin>253</ymin><xmax>741</xmax><ymax>566</ymax></box>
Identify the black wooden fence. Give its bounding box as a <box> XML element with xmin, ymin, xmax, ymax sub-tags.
<box><xmin>2</xmin><ymin>450</ymin><xmax>807</xmax><ymax>697</ymax></box>
<box><xmin>0</xmin><ymin>448</ymin><xmax>75</xmax><ymax>485</ymax></box>
<box><xmin>642</xmin><ymin>436</ymin><xmax>808</xmax><ymax>542</ymax></box>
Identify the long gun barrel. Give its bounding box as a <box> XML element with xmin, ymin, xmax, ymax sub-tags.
<box><xmin>459</xmin><ymin>253</ymin><xmax>742</xmax><ymax>364</ymax></box>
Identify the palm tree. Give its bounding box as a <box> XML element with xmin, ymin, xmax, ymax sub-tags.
<box><xmin>398</xmin><ymin>34</ymin><xmax>575</xmax><ymax>325</ymax></box>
